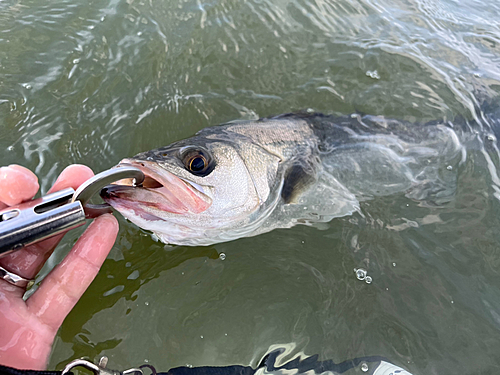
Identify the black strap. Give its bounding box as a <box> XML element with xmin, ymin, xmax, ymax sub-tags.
<box><xmin>0</xmin><ymin>350</ymin><xmax>388</xmax><ymax>375</ymax></box>
<box><xmin>160</xmin><ymin>366</ymin><xmax>253</xmax><ymax>375</ymax></box>
<box><xmin>0</xmin><ymin>366</ymin><xmax>65</xmax><ymax>375</ymax></box>
<box><xmin>159</xmin><ymin>349</ymin><xmax>387</xmax><ymax>375</ymax></box>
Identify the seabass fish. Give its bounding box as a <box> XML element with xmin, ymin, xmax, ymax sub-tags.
<box><xmin>101</xmin><ymin>113</ymin><xmax>465</xmax><ymax>246</ymax></box>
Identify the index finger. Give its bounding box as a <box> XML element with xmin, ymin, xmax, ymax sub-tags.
<box><xmin>26</xmin><ymin>214</ymin><xmax>119</xmax><ymax>332</ymax></box>
<box><xmin>0</xmin><ymin>165</ymin><xmax>39</xmax><ymax>208</ymax></box>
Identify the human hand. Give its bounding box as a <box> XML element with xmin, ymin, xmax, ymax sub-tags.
<box><xmin>0</xmin><ymin>165</ymin><xmax>119</xmax><ymax>370</ymax></box>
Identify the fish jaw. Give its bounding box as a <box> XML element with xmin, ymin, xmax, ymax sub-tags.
<box><xmin>101</xmin><ymin>159</ymin><xmax>212</xmax><ymax>216</ymax></box>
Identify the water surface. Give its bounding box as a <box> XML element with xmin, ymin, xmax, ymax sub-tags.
<box><xmin>1</xmin><ymin>0</ymin><xmax>500</xmax><ymax>373</ymax></box>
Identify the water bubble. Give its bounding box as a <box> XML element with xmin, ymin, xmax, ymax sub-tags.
<box><xmin>366</xmin><ymin>70</ymin><xmax>380</xmax><ymax>79</ymax></box>
<box><xmin>446</xmin><ymin>165</ymin><xmax>453</xmax><ymax>171</ymax></box>
<box><xmin>73</xmin><ymin>58</ymin><xmax>80</xmax><ymax>64</ymax></box>
<box><xmin>360</xmin><ymin>362</ymin><xmax>369</xmax><ymax>372</ymax></box>
<box><xmin>487</xmin><ymin>134</ymin><xmax>496</xmax><ymax>142</ymax></box>
<box><xmin>392</xmin><ymin>262</ymin><xmax>396</xmax><ymax>267</ymax></box>
<box><xmin>219</xmin><ymin>252</ymin><xmax>226</xmax><ymax>260</ymax></box>
<box><xmin>200</xmin><ymin>335</ymin><xmax>204</xmax><ymax>339</ymax></box>
<box><xmin>354</xmin><ymin>268</ymin><xmax>367</xmax><ymax>281</ymax></box>
<box><xmin>22</xmin><ymin>83</ymin><xmax>32</xmax><ymax>90</ymax></box>
<box><xmin>144</xmin><ymin>359</ymin><xmax>149</xmax><ymax>363</ymax></box>
<box><xmin>365</xmin><ymin>276</ymin><xmax>373</xmax><ymax>284</ymax></box>
<box><xmin>145</xmin><ymin>301</ymin><xmax>149</xmax><ymax>306</ymax></box>
<box><xmin>7</xmin><ymin>145</ymin><xmax>14</xmax><ymax>151</ymax></box>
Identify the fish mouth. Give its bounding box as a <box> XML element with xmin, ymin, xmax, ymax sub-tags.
<box><xmin>101</xmin><ymin>159</ymin><xmax>212</xmax><ymax>216</ymax></box>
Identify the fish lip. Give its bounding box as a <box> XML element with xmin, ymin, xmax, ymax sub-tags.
<box><xmin>101</xmin><ymin>159</ymin><xmax>212</xmax><ymax>215</ymax></box>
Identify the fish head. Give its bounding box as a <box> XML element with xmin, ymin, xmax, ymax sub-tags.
<box><xmin>101</xmin><ymin>135</ymin><xmax>281</xmax><ymax>245</ymax></box>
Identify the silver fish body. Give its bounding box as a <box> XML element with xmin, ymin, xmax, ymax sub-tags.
<box><xmin>101</xmin><ymin>113</ymin><xmax>465</xmax><ymax>246</ymax></box>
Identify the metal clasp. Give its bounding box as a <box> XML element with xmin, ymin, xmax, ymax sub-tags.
<box><xmin>0</xmin><ymin>166</ymin><xmax>145</xmax><ymax>257</ymax></box>
<box><xmin>62</xmin><ymin>356</ymin><xmax>144</xmax><ymax>375</ymax></box>
<box><xmin>0</xmin><ymin>188</ymin><xmax>86</xmax><ymax>257</ymax></box>
<box><xmin>71</xmin><ymin>166</ymin><xmax>144</xmax><ymax>219</ymax></box>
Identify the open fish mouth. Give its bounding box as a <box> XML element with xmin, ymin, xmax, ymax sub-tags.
<box><xmin>100</xmin><ymin>159</ymin><xmax>212</xmax><ymax>215</ymax></box>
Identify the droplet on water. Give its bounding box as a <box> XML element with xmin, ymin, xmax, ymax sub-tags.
<box><xmin>361</xmin><ymin>362</ymin><xmax>369</xmax><ymax>372</ymax></box>
<box><xmin>219</xmin><ymin>252</ymin><xmax>226</xmax><ymax>260</ymax></box>
<box><xmin>366</xmin><ymin>70</ymin><xmax>380</xmax><ymax>79</ymax></box>
<box><xmin>355</xmin><ymin>268</ymin><xmax>367</xmax><ymax>281</ymax></box>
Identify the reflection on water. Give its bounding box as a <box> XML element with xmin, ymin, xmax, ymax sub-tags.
<box><xmin>1</xmin><ymin>0</ymin><xmax>500</xmax><ymax>373</ymax></box>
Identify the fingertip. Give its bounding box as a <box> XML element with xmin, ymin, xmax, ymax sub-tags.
<box><xmin>73</xmin><ymin>213</ymin><xmax>119</xmax><ymax>267</ymax></box>
<box><xmin>0</xmin><ymin>165</ymin><xmax>39</xmax><ymax>206</ymax></box>
<box><xmin>94</xmin><ymin>213</ymin><xmax>120</xmax><ymax>235</ymax></box>
<box><xmin>48</xmin><ymin>164</ymin><xmax>94</xmax><ymax>193</ymax></box>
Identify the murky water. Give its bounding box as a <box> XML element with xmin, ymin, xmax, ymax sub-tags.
<box><xmin>1</xmin><ymin>0</ymin><xmax>500</xmax><ymax>373</ymax></box>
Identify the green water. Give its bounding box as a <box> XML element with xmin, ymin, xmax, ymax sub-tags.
<box><xmin>1</xmin><ymin>0</ymin><xmax>500</xmax><ymax>373</ymax></box>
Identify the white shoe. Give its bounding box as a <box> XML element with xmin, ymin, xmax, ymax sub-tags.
<box><xmin>372</xmin><ymin>360</ymin><xmax>413</xmax><ymax>375</ymax></box>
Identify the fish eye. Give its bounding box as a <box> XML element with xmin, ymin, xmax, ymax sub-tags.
<box><xmin>188</xmin><ymin>155</ymin><xmax>207</xmax><ymax>172</ymax></box>
<box><xmin>182</xmin><ymin>149</ymin><xmax>214</xmax><ymax>176</ymax></box>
